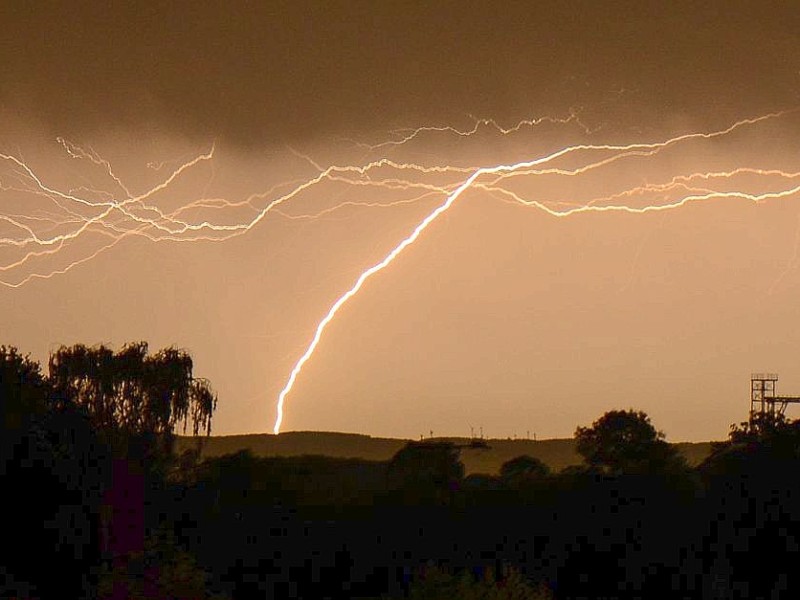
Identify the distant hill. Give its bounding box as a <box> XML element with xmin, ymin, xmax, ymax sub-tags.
<box><xmin>176</xmin><ymin>432</ymin><xmax>715</xmax><ymax>475</ymax></box>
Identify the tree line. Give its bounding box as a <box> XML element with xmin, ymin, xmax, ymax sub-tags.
<box><xmin>1</xmin><ymin>342</ymin><xmax>216</xmax><ymax>599</ymax></box>
<box><xmin>3</xmin><ymin>342</ymin><xmax>800</xmax><ymax>599</ymax></box>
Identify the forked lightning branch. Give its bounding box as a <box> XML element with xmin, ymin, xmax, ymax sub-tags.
<box><xmin>0</xmin><ymin>110</ymin><xmax>798</xmax><ymax>433</ymax></box>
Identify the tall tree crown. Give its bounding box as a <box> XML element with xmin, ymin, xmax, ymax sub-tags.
<box><xmin>575</xmin><ymin>409</ymin><xmax>684</xmax><ymax>475</ymax></box>
<box><xmin>48</xmin><ymin>342</ymin><xmax>216</xmax><ymax>438</ymax></box>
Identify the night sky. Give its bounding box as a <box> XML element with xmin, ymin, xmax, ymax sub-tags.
<box><xmin>2</xmin><ymin>2</ymin><xmax>800</xmax><ymax>440</ymax></box>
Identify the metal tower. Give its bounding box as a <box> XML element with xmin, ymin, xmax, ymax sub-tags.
<box><xmin>750</xmin><ymin>373</ymin><xmax>800</xmax><ymax>421</ymax></box>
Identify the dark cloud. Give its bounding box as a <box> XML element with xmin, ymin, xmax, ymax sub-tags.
<box><xmin>2</xmin><ymin>2</ymin><xmax>799</xmax><ymax>145</ymax></box>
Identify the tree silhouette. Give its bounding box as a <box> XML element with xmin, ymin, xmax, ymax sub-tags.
<box><xmin>48</xmin><ymin>342</ymin><xmax>217</xmax><ymax>442</ymax></box>
<box><xmin>499</xmin><ymin>455</ymin><xmax>550</xmax><ymax>488</ymax></box>
<box><xmin>727</xmin><ymin>411</ymin><xmax>798</xmax><ymax>444</ymax></box>
<box><xmin>1</xmin><ymin>346</ymin><xmax>109</xmax><ymax>598</ymax></box>
<box><xmin>575</xmin><ymin>409</ymin><xmax>686</xmax><ymax>475</ymax></box>
<box><xmin>703</xmin><ymin>413</ymin><xmax>800</xmax><ymax>476</ymax></box>
<box><xmin>387</xmin><ymin>441</ymin><xmax>464</xmax><ymax>503</ymax></box>
<box><xmin>1</xmin><ymin>346</ymin><xmax>49</xmax><ymax>464</ymax></box>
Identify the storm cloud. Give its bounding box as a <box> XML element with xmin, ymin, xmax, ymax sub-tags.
<box><xmin>2</xmin><ymin>2</ymin><xmax>798</xmax><ymax>145</ymax></box>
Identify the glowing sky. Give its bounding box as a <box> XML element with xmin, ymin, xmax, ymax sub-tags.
<box><xmin>2</xmin><ymin>3</ymin><xmax>800</xmax><ymax>441</ymax></box>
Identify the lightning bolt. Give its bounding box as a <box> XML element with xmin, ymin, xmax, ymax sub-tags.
<box><xmin>1</xmin><ymin>109</ymin><xmax>799</xmax><ymax>434</ymax></box>
<box><xmin>271</xmin><ymin>110</ymin><xmax>800</xmax><ymax>433</ymax></box>
<box><xmin>347</xmin><ymin>108</ymin><xmax>592</xmax><ymax>150</ymax></box>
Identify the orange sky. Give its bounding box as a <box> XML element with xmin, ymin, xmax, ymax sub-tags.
<box><xmin>2</xmin><ymin>3</ymin><xmax>800</xmax><ymax>441</ymax></box>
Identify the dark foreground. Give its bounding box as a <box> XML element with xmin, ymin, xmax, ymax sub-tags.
<box><xmin>6</xmin><ymin>431</ymin><xmax>800</xmax><ymax>599</ymax></box>
<box><xmin>3</xmin><ymin>344</ymin><xmax>798</xmax><ymax>599</ymax></box>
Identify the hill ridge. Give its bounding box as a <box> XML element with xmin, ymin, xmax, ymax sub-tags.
<box><xmin>176</xmin><ymin>432</ymin><xmax>714</xmax><ymax>475</ymax></box>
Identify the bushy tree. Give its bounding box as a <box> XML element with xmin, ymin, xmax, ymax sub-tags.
<box><xmin>387</xmin><ymin>441</ymin><xmax>464</xmax><ymax>503</ymax></box>
<box><xmin>500</xmin><ymin>455</ymin><xmax>550</xmax><ymax>488</ymax></box>
<box><xmin>96</xmin><ymin>527</ymin><xmax>226</xmax><ymax>600</ymax></box>
<box><xmin>0</xmin><ymin>345</ymin><xmax>48</xmax><ymax>439</ymax></box>
<box><xmin>48</xmin><ymin>342</ymin><xmax>217</xmax><ymax>447</ymax></box>
<box><xmin>1</xmin><ymin>341</ymin><xmax>221</xmax><ymax>598</ymax></box>
<box><xmin>727</xmin><ymin>412</ymin><xmax>799</xmax><ymax>444</ymax></box>
<box><xmin>575</xmin><ymin>409</ymin><xmax>686</xmax><ymax>475</ymax></box>
<box><xmin>703</xmin><ymin>413</ymin><xmax>800</xmax><ymax>475</ymax></box>
<box><xmin>1</xmin><ymin>346</ymin><xmax>109</xmax><ymax>598</ymax></box>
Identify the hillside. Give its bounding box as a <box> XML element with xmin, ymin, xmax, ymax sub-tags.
<box><xmin>175</xmin><ymin>432</ymin><xmax>715</xmax><ymax>475</ymax></box>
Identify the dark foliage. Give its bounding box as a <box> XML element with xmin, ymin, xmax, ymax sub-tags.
<box><xmin>500</xmin><ymin>454</ymin><xmax>550</xmax><ymax>487</ymax></box>
<box><xmin>0</xmin><ymin>345</ymin><xmax>49</xmax><ymax>466</ymax></box>
<box><xmin>7</xmin><ymin>344</ymin><xmax>800</xmax><ymax>599</ymax></box>
<box><xmin>387</xmin><ymin>441</ymin><xmax>465</xmax><ymax>504</ymax></box>
<box><xmin>575</xmin><ymin>409</ymin><xmax>688</xmax><ymax>475</ymax></box>
<box><xmin>1</xmin><ymin>346</ymin><xmax>110</xmax><ymax>598</ymax></box>
<box><xmin>49</xmin><ymin>341</ymin><xmax>217</xmax><ymax>437</ymax></box>
<box><xmin>1</xmin><ymin>342</ymin><xmax>218</xmax><ymax>599</ymax></box>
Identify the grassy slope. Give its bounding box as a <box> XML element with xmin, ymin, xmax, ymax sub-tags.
<box><xmin>176</xmin><ymin>432</ymin><xmax>715</xmax><ymax>475</ymax></box>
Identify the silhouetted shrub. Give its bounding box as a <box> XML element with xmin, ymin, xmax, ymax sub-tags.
<box><xmin>575</xmin><ymin>409</ymin><xmax>687</xmax><ymax>475</ymax></box>
<box><xmin>500</xmin><ymin>455</ymin><xmax>550</xmax><ymax>488</ymax></box>
<box><xmin>387</xmin><ymin>441</ymin><xmax>464</xmax><ymax>504</ymax></box>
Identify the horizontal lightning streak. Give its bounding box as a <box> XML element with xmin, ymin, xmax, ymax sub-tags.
<box><xmin>1</xmin><ymin>110</ymin><xmax>798</xmax><ymax>431</ymax></box>
<box><xmin>270</xmin><ymin>110</ymin><xmax>799</xmax><ymax>433</ymax></box>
